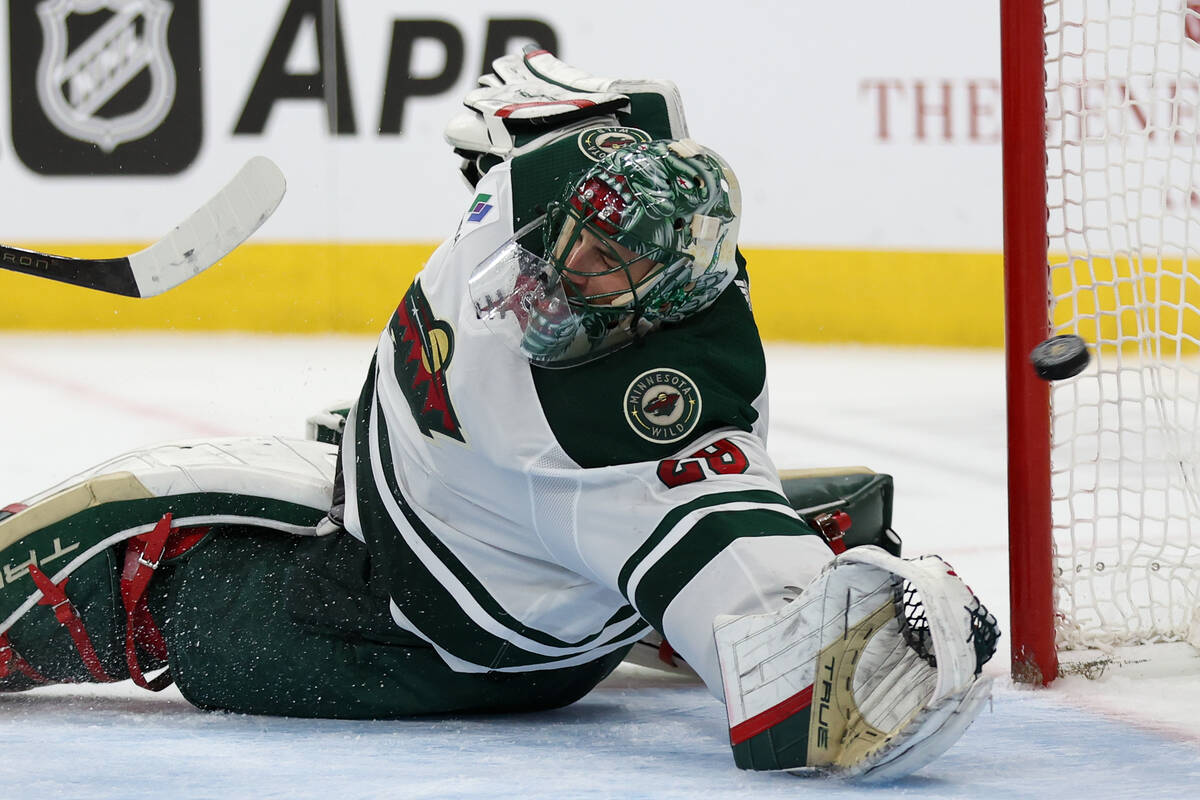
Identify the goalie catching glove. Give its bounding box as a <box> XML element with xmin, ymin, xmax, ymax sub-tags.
<box><xmin>715</xmin><ymin>546</ymin><xmax>999</xmax><ymax>781</ymax></box>
<box><xmin>445</xmin><ymin>46</ymin><xmax>689</xmax><ymax>186</ymax></box>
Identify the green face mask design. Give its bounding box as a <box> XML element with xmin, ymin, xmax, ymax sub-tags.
<box><xmin>470</xmin><ymin>139</ymin><xmax>742</xmax><ymax>368</ymax></box>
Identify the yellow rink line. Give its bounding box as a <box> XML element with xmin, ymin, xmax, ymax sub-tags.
<box><xmin>0</xmin><ymin>243</ymin><xmax>1009</xmax><ymax>345</ymax></box>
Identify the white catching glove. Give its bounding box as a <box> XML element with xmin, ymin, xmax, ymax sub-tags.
<box><xmin>444</xmin><ymin>46</ymin><xmax>690</xmax><ymax>186</ymax></box>
<box><xmin>714</xmin><ymin>546</ymin><xmax>1000</xmax><ymax>781</ymax></box>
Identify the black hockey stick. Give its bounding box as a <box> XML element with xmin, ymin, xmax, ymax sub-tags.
<box><xmin>0</xmin><ymin>156</ymin><xmax>286</xmax><ymax>298</ymax></box>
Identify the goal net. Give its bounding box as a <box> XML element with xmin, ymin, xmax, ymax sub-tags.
<box><xmin>1004</xmin><ymin>0</ymin><xmax>1200</xmax><ymax>683</ymax></box>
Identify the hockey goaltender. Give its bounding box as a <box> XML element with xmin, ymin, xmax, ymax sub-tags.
<box><xmin>0</xmin><ymin>49</ymin><xmax>999</xmax><ymax>781</ymax></box>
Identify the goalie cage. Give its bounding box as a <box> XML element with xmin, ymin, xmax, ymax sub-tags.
<box><xmin>1003</xmin><ymin>0</ymin><xmax>1200</xmax><ymax>684</ymax></box>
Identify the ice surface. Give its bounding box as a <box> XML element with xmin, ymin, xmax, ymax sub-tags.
<box><xmin>1</xmin><ymin>334</ymin><xmax>1198</xmax><ymax>797</ymax></box>
<box><xmin>1</xmin><ymin>678</ymin><xmax>1198</xmax><ymax>800</ymax></box>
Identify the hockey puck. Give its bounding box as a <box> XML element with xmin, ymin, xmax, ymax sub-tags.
<box><xmin>1030</xmin><ymin>334</ymin><xmax>1090</xmax><ymax>381</ymax></box>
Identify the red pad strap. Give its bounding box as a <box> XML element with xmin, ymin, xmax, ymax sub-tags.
<box><xmin>164</xmin><ymin>528</ymin><xmax>209</xmax><ymax>560</ymax></box>
<box><xmin>657</xmin><ymin>637</ymin><xmax>679</xmax><ymax>668</ymax></box>
<box><xmin>28</xmin><ymin>564</ymin><xmax>115</xmax><ymax>683</ymax></box>
<box><xmin>19</xmin><ymin>514</ymin><xmax>206</xmax><ymax>692</ymax></box>
<box><xmin>811</xmin><ymin>510</ymin><xmax>852</xmax><ymax>555</ymax></box>
<box><xmin>120</xmin><ymin>514</ymin><xmax>175</xmax><ymax>691</ymax></box>
<box><xmin>119</xmin><ymin>517</ymin><xmax>207</xmax><ymax>691</ymax></box>
<box><xmin>0</xmin><ymin>632</ymin><xmax>49</xmax><ymax>684</ymax></box>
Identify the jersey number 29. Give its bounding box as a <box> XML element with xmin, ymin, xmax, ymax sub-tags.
<box><xmin>657</xmin><ymin>438</ymin><xmax>749</xmax><ymax>488</ymax></box>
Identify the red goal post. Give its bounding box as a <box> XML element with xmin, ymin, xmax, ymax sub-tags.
<box><xmin>1002</xmin><ymin>0</ymin><xmax>1055</xmax><ymax>686</ymax></box>
<box><xmin>1003</xmin><ymin>0</ymin><xmax>1200</xmax><ymax>685</ymax></box>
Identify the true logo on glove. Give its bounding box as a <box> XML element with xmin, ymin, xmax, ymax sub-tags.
<box><xmin>578</xmin><ymin>127</ymin><xmax>651</xmax><ymax>162</ymax></box>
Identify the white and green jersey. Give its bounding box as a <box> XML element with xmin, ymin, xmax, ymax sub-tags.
<box><xmin>340</xmin><ymin>134</ymin><xmax>819</xmax><ymax>674</ymax></box>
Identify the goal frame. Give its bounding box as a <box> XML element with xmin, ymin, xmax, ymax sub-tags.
<box><xmin>1001</xmin><ymin>0</ymin><xmax>1057</xmax><ymax>685</ymax></box>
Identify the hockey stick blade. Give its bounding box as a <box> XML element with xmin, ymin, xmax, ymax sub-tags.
<box><xmin>0</xmin><ymin>156</ymin><xmax>286</xmax><ymax>298</ymax></box>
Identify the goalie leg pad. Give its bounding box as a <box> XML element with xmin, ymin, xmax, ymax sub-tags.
<box><xmin>0</xmin><ymin>498</ymin><xmax>207</xmax><ymax>692</ymax></box>
<box><xmin>1</xmin><ymin>436</ymin><xmax>334</xmax><ymax>692</ymax></box>
<box><xmin>714</xmin><ymin>546</ymin><xmax>998</xmax><ymax>779</ymax></box>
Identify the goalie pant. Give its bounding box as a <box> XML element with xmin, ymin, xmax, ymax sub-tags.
<box><xmin>0</xmin><ymin>436</ymin><xmax>839</xmax><ymax>716</ymax></box>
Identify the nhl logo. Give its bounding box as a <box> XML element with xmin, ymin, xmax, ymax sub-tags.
<box><xmin>35</xmin><ymin>0</ymin><xmax>176</xmax><ymax>152</ymax></box>
<box><xmin>624</xmin><ymin>368</ymin><xmax>702</xmax><ymax>444</ymax></box>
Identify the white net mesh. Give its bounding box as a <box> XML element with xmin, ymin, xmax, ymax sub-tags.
<box><xmin>1046</xmin><ymin>0</ymin><xmax>1200</xmax><ymax>650</ymax></box>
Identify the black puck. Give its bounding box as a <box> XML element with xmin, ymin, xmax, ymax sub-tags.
<box><xmin>1030</xmin><ymin>334</ymin><xmax>1090</xmax><ymax>381</ymax></box>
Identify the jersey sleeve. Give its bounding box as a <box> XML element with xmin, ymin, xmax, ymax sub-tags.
<box><xmin>560</xmin><ymin>426</ymin><xmax>824</xmax><ymax>637</ymax></box>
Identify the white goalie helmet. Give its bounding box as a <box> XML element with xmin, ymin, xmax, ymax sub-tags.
<box><xmin>469</xmin><ymin>138</ymin><xmax>742</xmax><ymax>367</ymax></box>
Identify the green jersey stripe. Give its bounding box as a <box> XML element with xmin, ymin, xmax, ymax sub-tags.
<box><xmin>389</xmin><ymin>600</ymin><xmax>647</xmax><ymax>675</ymax></box>
<box><xmin>630</xmin><ymin>506</ymin><xmax>821</xmax><ymax>632</ymax></box>
<box><xmin>368</xmin><ymin>350</ymin><xmax>643</xmax><ymax>648</ymax></box>
<box><xmin>353</xmin><ymin>365</ymin><xmax>647</xmax><ymax>670</ymax></box>
<box><xmin>617</xmin><ymin>489</ymin><xmax>798</xmax><ymax>598</ymax></box>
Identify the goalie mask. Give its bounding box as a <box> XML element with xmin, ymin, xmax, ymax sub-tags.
<box><xmin>469</xmin><ymin>139</ymin><xmax>741</xmax><ymax>367</ymax></box>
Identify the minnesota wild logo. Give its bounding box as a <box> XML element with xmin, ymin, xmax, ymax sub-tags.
<box><xmin>577</xmin><ymin>126</ymin><xmax>651</xmax><ymax>162</ymax></box>
<box><xmin>624</xmin><ymin>368</ymin><xmax>701</xmax><ymax>444</ymax></box>
<box><xmin>391</xmin><ymin>280</ymin><xmax>464</xmax><ymax>442</ymax></box>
